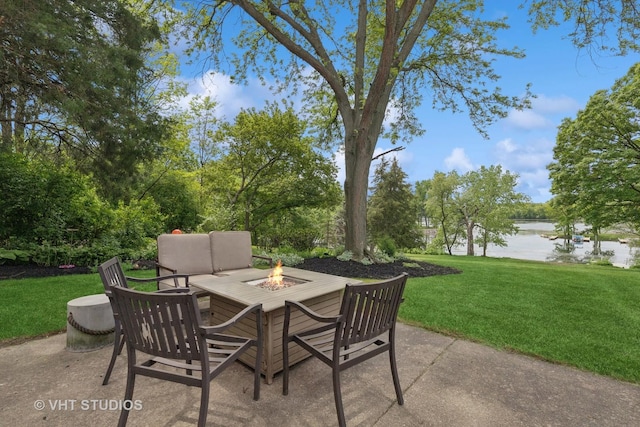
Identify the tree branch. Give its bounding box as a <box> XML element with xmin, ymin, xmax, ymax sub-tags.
<box><xmin>371</xmin><ymin>146</ymin><xmax>405</xmax><ymax>161</ymax></box>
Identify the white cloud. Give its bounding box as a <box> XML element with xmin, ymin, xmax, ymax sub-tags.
<box><xmin>494</xmin><ymin>137</ymin><xmax>554</xmax><ymax>170</ymax></box>
<box><xmin>177</xmin><ymin>71</ymin><xmax>285</xmax><ymax>120</ymax></box>
<box><xmin>493</xmin><ymin>137</ymin><xmax>555</xmax><ymax>202</ymax></box>
<box><xmin>504</xmin><ymin>94</ymin><xmax>581</xmax><ymax>130</ymax></box>
<box><xmin>505</xmin><ymin>109</ymin><xmax>551</xmax><ymax>130</ymax></box>
<box><xmin>531</xmin><ymin>94</ymin><xmax>581</xmax><ymax>114</ymax></box>
<box><xmin>445</xmin><ymin>148</ymin><xmax>474</xmax><ymax>172</ymax></box>
<box><xmin>496</xmin><ymin>138</ymin><xmax>517</xmax><ymax>154</ymax></box>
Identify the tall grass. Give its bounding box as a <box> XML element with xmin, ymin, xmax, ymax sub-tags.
<box><xmin>401</xmin><ymin>255</ymin><xmax>640</xmax><ymax>383</ymax></box>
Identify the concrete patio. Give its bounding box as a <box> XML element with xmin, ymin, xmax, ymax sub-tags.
<box><xmin>2</xmin><ymin>323</ymin><xmax>639</xmax><ymax>426</ymax></box>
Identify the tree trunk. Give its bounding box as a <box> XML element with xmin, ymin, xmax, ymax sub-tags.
<box><xmin>343</xmin><ymin>131</ymin><xmax>374</xmax><ymax>261</ymax></box>
<box><xmin>466</xmin><ymin>220</ymin><xmax>475</xmax><ymax>256</ymax></box>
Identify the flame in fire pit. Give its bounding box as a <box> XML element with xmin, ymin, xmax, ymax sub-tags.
<box><xmin>266</xmin><ymin>259</ymin><xmax>283</xmax><ymax>287</ymax></box>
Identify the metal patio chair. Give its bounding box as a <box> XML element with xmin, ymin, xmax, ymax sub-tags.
<box><xmin>282</xmin><ymin>273</ymin><xmax>408</xmax><ymax>427</ymax></box>
<box><xmin>97</xmin><ymin>256</ymin><xmax>191</xmax><ymax>385</ymax></box>
<box><xmin>109</xmin><ymin>285</ymin><xmax>262</xmax><ymax>427</ymax></box>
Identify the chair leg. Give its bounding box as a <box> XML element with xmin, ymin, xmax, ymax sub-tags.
<box><xmin>117</xmin><ymin>369</ymin><xmax>136</xmax><ymax>427</ymax></box>
<box><xmin>332</xmin><ymin>366</ymin><xmax>346</xmax><ymax>427</ymax></box>
<box><xmin>253</xmin><ymin>340</ymin><xmax>262</xmax><ymax>400</ymax></box>
<box><xmin>389</xmin><ymin>338</ymin><xmax>404</xmax><ymax>405</ymax></box>
<box><xmin>198</xmin><ymin>382</ymin><xmax>210</xmax><ymax>427</ymax></box>
<box><xmin>282</xmin><ymin>338</ymin><xmax>290</xmax><ymax>396</ymax></box>
<box><xmin>103</xmin><ymin>324</ymin><xmax>124</xmax><ymax>386</ymax></box>
<box><xmin>255</xmin><ymin>308</ymin><xmax>263</xmax><ymax>400</ymax></box>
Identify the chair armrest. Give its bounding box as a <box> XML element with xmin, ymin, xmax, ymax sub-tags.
<box><xmin>127</xmin><ymin>273</ymin><xmax>190</xmax><ymax>289</ymax></box>
<box><xmin>252</xmin><ymin>254</ymin><xmax>274</xmax><ymax>268</ymax></box>
<box><xmin>284</xmin><ymin>300</ymin><xmax>341</xmax><ymax>324</ymax></box>
<box><xmin>155</xmin><ymin>262</ymin><xmax>177</xmax><ymax>274</ymax></box>
<box><xmin>200</xmin><ymin>303</ymin><xmax>263</xmax><ymax>335</ymax></box>
<box><xmin>155</xmin><ymin>287</ymin><xmax>192</xmax><ymax>294</ymax></box>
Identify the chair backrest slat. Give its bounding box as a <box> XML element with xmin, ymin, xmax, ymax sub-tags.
<box><xmin>98</xmin><ymin>257</ymin><xmax>128</xmax><ymax>291</ymax></box>
<box><xmin>111</xmin><ymin>286</ymin><xmax>203</xmax><ymax>360</ymax></box>
<box><xmin>98</xmin><ymin>257</ymin><xmax>129</xmax><ymax>321</ymax></box>
<box><xmin>338</xmin><ymin>274</ymin><xmax>408</xmax><ymax>347</ymax></box>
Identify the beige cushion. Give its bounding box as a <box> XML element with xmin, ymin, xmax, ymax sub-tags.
<box><xmin>209</xmin><ymin>231</ymin><xmax>254</xmax><ymax>272</ymax></box>
<box><xmin>157</xmin><ymin>234</ymin><xmax>214</xmax><ymax>275</ymax></box>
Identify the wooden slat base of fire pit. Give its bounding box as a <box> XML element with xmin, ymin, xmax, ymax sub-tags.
<box><xmin>210</xmin><ymin>290</ymin><xmax>342</xmax><ymax>384</ymax></box>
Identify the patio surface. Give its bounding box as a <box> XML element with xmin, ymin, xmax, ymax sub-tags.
<box><xmin>2</xmin><ymin>323</ymin><xmax>639</xmax><ymax>426</ymax></box>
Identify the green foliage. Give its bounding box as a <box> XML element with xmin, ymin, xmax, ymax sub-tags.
<box><xmin>548</xmin><ymin>63</ymin><xmax>640</xmax><ymax>233</ymax></box>
<box><xmin>510</xmin><ymin>202</ymin><xmax>554</xmax><ymax>220</ymax></box>
<box><xmin>402</xmin><ymin>261</ymin><xmax>421</xmax><ymax>268</ymax></box>
<box><xmin>424</xmin><ymin>171</ymin><xmax>465</xmax><ymax>254</ymax></box>
<box><xmin>455</xmin><ymin>165</ymin><xmax>530</xmax><ymax>256</ymax></box>
<box><xmin>185</xmin><ymin>0</ymin><xmax>531</xmax><ymax>261</ymax></box>
<box><xmin>526</xmin><ymin>1</ymin><xmax>640</xmax><ymax>55</ymax></box>
<box><xmin>143</xmin><ymin>169</ymin><xmax>201</xmax><ymax>232</ymax></box>
<box><xmin>337</xmin><ymin>251</ymin><xmax>354</xmax><ymax>261</ymax></box>
<box><xmin>109</xmin><ymin>199</ymin><xmax>165</xmax><ymax>251</ymax></box>
<box><xmin>0</xmin><ymin>249</ymin><xmax>31</xmax><ymax>264</ymax></box>
<box><xmin>372</xmin><ymin>250</ymin><xmax>394</xmax><ymax>264</ymax></box>
<box><xmin>414</xmin><ymin>180</ymin><xmax>432</xmax><ymax>227</ymax></box>
<box><xmin>203</xmin><ymin>103</ymin><xmax>341</xmax><ymax>233</ymax></box>
<box><xmin>269</xmin><ymin>253</ymin><xmax>305</xmax><ymax>267</ymax></box>
<box><xmin>1</xmin><ymin>0</ymin><xmax>168</xmax><ymax>194</ymax></box>
<box><xmin>377</xmin><ymin>236</ymin><xmax>397</xmax><ymax>257</ymax></box>
<box><xmin>368</xmin><ymin>158</ymin><xmax>422</xmax><ymax>250</ymax></box>
<box><xmin>0</xmin><ymin>153</ymin><xmax>110</xmax><ymax>246</ymax></box>
<box><xmin>424</xmin><ymin>166</ymin><xmax>529</xmax><ymax>256</ymax></box>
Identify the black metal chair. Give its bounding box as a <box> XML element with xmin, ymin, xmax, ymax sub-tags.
<box><xmin>97</xmin><ymin>256</ymin><xmax>191</xmax><ymax>385</ymax></box>
<box><xmin>282</xmin><ymin>273</ymin><xmax>408</xmax><ymax>427</ymax></box>
<box><xmin>110</xmin><ymin>285</ymin><xmax>263</xmax><ymax>427</ymax></box>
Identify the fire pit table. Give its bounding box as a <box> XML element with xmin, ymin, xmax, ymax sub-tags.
<box><xmin>189</xmin><ymin>266</ymin><xmax>359</xmax><ymax>384</ymax></box>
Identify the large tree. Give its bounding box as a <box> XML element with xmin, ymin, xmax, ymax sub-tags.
<box><xmin>453</xmin><ymin>165</ymin><xmax>529</xmax><ymax>256</ymax></box>
<box><xmin>185</xmin><ymin>0</ymin><xmax>639</xmax><ymax>260</ymax></box>
<box><xmin>0</xmin><ymin>0</ymin><xmax>179</xmax><ymax>202</ymax></box>
<box><xmin>424</xmin><ymin>170</ymin><xmax>464</xmax><ymax>255</ymax></box>
<box><xmin>548</xmin><ymin>62</ymin><xmax>640</xmax><ymax>235</ymax></box>
<box><xmin>368</xmin><ymin>157</ymin><xmax>421</xmax><ymax>250</ymax></box>
<box><xmin>203</xmin><ymin>103</ymin><xmax>341</xmax><ymax>232</ymax></box>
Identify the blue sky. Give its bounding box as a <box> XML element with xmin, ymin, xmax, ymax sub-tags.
<box><xmin>176</xmin><ymin>2</ymin><xmax>638</xmax><ymax>203</ymax></box>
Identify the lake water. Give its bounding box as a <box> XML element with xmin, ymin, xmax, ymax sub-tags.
<box><xmin>450</xmin><ymin>222</ymin><xmax>638</xmax><ymax>268</ymax></box>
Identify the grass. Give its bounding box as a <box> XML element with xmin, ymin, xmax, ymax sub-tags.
<box><xmin>0</xmin><ymin>266</ymin><xmax>156</xmax><ymax>343</ymax></box>
<box><xmin>400</xmin><ymin>255</ymin><xmax>640</xmax><ymax>383</ymax></box>
<box><xmin>1</xmin><ymin>256</ymin><xmax>639</xmax><ymax>384</ymax></box>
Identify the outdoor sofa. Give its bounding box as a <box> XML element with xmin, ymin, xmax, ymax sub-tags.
<box><xmin>155</xmin><ymin>231</ymin><xmax>272</xmax><ymax>296</ymax></box>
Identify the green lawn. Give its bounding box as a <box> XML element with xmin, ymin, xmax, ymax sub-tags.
<box><xmin>1</xmin><ymin>256</ymin><xmax>639</xmax><ymax>384</ymax></box>
<box><xmin>0</xmin><ymin>267</ymin><xmax>156</xmax><ymax>343</ymax></box>
<box><xmin>400</xmin><ymin>255</ymin><xmax>640</xmax><ymax>383</ymax></box>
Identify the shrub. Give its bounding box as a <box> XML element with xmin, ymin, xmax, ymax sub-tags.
<box><xmin>377</xmin><ymin>236</ymin><xmax>397</xmax><ymax>257</ymax></box>
<box><xmin>108</xmin><ymin>199</ymin><xmax>165</xmax><ymax>251</ymax></box>
<box><xmin>273</xmin><ymin>253</ymin><xmax>304</xmax><ymax>267</ymax></box>
<box><xmin>0</xmin><ymin>248</ymin><xmax>31</xmax><ymax>264</ymax></box>
<box><xmin>0</xmin><ymin>153</ymin><xmax>109</xmax><ymax>246</ymax></box>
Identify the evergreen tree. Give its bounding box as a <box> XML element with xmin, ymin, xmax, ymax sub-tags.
<box><xmin>368</xmin><ymin>158</ymin><xmax>421</xmax><ymax>252</ymax></box>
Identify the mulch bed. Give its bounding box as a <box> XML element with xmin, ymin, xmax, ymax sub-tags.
<box><xmin>0</xmin><ymin>264</ymin><xmax>92</xmax><ymax>280</ymax></box>
<box><xmin>295</xmin><ymin>257</ymin><xmax>461</xmax><ymax>279</ymax></box>
<box><xmin>0</xmin><ymin>257</ymin><xmax>460</xmax><ymax>281</ymax></box>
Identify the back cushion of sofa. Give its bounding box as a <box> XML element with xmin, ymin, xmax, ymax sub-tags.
<box><xmin>157</xmin><ymin>234</ymin><xmax>213</xmax><ymax>275</ymax></box>
<box><xmin>209</xmin><ymin>231</ymin><xmax>253</xmax><ymax>272</ymax></box>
